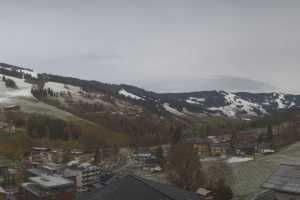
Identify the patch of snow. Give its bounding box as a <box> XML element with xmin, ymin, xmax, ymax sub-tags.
<box><xmin>163</xmin><ymin>103</ymin><xmax>184</xmax><ymax>116</ymax></box>
<box><xmin>262</xmin><ymin>102</ymin><xmax>270</xmax><ymax>106</ymax></box>
<box><xmin>44</xmin><ymin>82</ymin><xmax>82</xmax><ymax>94</ymax></box>
<box><xmin>0</xmin><ymin>66</ymin><xmax>38</xmax><ymax>78</ymax></box>
<box><xmin>261</xmin><ymin>149</ymin><xmax>275</xmax><ymax>154</ymax></box>
<box><xmin>67</xmin><ymin>160</ymin><xmax>80</xmax><ymax>167</ymax></box>
<box><xmin>289</xmin><ymin>101</ymin><xmax>296</xmax><ymax>108</ymax></box>
<box><xmin>118</xmin><ymin>89</ymin><xmax>143</xmax><ymax>100</ymax></box>
<box><xmin>275</xmin><ymin>93</ymin><xmax>287</xmax><ymax>109</ymax></box>
<box><xmin>0</xmin><ymin>74</ymin><xmax>34</xmax><ymax>103</ymax></box>
<box><xmin>226</xmin><ymin>157</ymin><xmax>253</xmax><ymax>163</ymax></box>
<box><xmin>209</xmin><ymin>92</ymin><xmax>267</xmax><ymax>117</ymax></box>
<box><xmin>273</xmin><ymin>93</ymin><xmax>295</xmax><ymax>109</ymax></box>
<box><xmin>242</xmin><ymin>118</ymin><xmax>251</xmax><ymax>121</ymax></box>
<box><xmin>18</xmin><ymin>69</ymin><xmax>38</xmax><ymax>79</ymax></box>
<box><xmin>209</xmin><ymin>106</ymin><xmax>236</xmax><ymax>117</ymax></box>
<box><xmin>186</xmin><ymin>97</ymin><xmax>205</xmax><ymax>104</ymax></box>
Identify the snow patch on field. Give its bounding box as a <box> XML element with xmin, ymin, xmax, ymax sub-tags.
<box><xmin>118</xmin><ymin>89</ymin><xmax>143</xmax><ymax>100</ymax></box>
<box><xmin>227</xmin><ymin>157</ymin><xmax>254</xmax><ymax>163</ymax></box>
<box><xmin>186</xmin><ymin>97</ymin><xmax>205</xmax><ymax>104</ymax></box>
<box><xmin>0</xmin><ymin>74</ymin><xmax>34</xmax><ymax>103</ymax></box>
<box><xmin>0</xmin><ymin>66</ymin><xmax>38</xmax><ymax>78</ymax></box>
<box><xmin>163</xmin><ymin>103</ymin><xmax>184</xmax><ymax>116</ymax></box>
<box><xmin>44</xmin><ymin>82</ymin><xmax>82</xmax><ymax>94</ymax></box>
<box><xmin>209</xmin><ymin>92</ymin><xmax>267</xmax><ymax>117</ymax></box>
<box><xmin>289</xmin><ymin>101</ymin><xmax>296</xmax><ymax>108</ymax></box>
<box><xmin>20</xmin><ymin>69</ymin><xmax>38</xmax><ymax>79</ymax></box>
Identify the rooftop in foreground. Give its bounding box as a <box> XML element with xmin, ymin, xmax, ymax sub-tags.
<box><xmin>262</xmin><ymin>163</ymin><xmax>300</xmax><ymax>194</ymax></box>
<box><xmin>76</xmin><ymin>175</ymin><xmax>201</xmax><ymax>200</ymax></box>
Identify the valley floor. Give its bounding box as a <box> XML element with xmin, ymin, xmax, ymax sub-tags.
<box><xmin>229</xmin><ymin>141</ymin><xmax>300</xmax><ymax>199</ymax></box>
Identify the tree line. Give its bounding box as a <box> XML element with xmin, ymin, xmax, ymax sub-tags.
<box><xmin>26</xmin><ymin>115</ymin><xmax>81</xmax><ymax>140</ymax></box>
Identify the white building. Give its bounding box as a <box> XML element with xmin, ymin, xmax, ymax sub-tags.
<box><xmin>64</xmin><ymin>162</ymin><xmax>100</xmax><ymax>192</ymax></box>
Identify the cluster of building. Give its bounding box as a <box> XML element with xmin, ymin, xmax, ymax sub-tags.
<box><xmin>134</xmin><ymin>147</ymin><xmax>165</xmax><ymax>173</ymax></box>
<box><xmin>0</xmin><ymin>147</ymin><xmax>100</xmax><ymax>199</ymax></box>
<box><xmin>187</xmin><ymin>129</ymin><xmax>275</xmax><ymax>158</ymax></box>
<box><xmin>25</xmin><ymin>147</ymin><xmax>102</xmax><ymax>193</ymax></box>
<box><xmin>0</xmin><ymin>145</ymin><xmax>215</xmax><ymax>200</ymax></box>
<box><xmin>185</xmin><ymin>134</ymin><xmax>231</xmax><ymax>158</ymax></box>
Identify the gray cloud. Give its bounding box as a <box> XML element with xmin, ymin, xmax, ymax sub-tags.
<box><xmin>0</xmin><ymin>0</ymin><xmax>299</xmax><ymax>93</ymax></box>
<box><xmin>134</xmin><ymin>76</ymin><xmax>277</xmax><ymax>93</ymax></box>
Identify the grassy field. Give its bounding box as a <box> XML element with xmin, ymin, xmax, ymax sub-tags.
<box><xmin>229</xmin><ymin>141</ymin><xmax>300</xmax><ymax>199</ymax></box>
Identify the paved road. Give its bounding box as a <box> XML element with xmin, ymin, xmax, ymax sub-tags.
<box><xmin>112</xmin><ymin>148</ymin><xmax>135</xmax><ymax>173</ymax></box>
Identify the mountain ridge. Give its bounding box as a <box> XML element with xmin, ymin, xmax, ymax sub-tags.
<box><xmin>0</xmin><ymin>62</ymin><xmax>299</xmax><ymax>119</ymax></box>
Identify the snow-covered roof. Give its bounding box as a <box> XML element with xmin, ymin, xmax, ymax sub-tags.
<box><xmin>29</xmin><ymin>175</ymin><xmax>73</xmax><ymax>189</ymax></box>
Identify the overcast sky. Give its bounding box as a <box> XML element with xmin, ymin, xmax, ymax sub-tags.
<box><xmin>0</xmin><ymin>0</ymin><xmax>299</xmax><ymax>93</ymax></box>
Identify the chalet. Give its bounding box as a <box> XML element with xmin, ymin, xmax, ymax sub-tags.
<box><xmin>210</xmin><ymin>143</ymin><xmax>229</xmax><ymax>157</ymax></box>
<box><xmin>2</xmin><ymin>105</ymin><xmax>20</xmax><ymax>112</ymax></box>
<box><xmin>253</xmin><ymin>163</ymin><xmax>300</xmax><ymax>200</ymax></box>
<box><xmin>216</xmin><ymin>134</ymin><xmax>232</xmax><ymax>143</ymax></box>
<box><xmin>143</xmin><ymin>158</ymin><xmax>162</xmax><ymax>172</ymax></box>
<box><xmin>196</xmin><ymin>188</ymin><xmax>214</xmax><ymax>200</ymax></box>
<box><xmin>257</xmin><ymin>143</ymin><xmax>275</xmax><ymax>154</ymax></box>
<box><xmin>237</xmin><ymin>130</ymin><xmax>260</xmax><ymax>142</ymax></box>
<box><xmin>21</xmin><ymin>175</ymin><xmax>74</xmax><ymax>200</ymax></box>
<box><xmin>75</xmin><ymin>175</ymin><xmax>203</xmax><ymax>200</ymax></box>
<box><xmin>135</xmin><ymin>147</ymin><xmax>153</xmax><ymax>162</ymax></box>
<box><xmin>29</xmin><ymin>147</ymin><xmax>53</xmax><ymax>164</ymax></box>
<box><xmin>186</xmin><ymin>137</ymin><xmax>229</xmax><ymax>157</ymax></box>
<box><xmin>186</xmin><ymin>138</ymin><xmax>210</xmax><ymax>157</ymax></box>
<box><xmin>235</xmin><ymin>142</ymin><xmax>257</xmax><ymax>156</ymax></box>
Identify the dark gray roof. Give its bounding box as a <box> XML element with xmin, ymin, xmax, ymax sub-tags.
<box><xmin>76</xmin><ymin>175</ymin><xmax>201</xmax><ymax>200</ymax></box>
<box><xmin>252</xmin><ymin>190</ymin><xmax>276</xmax><ymax>200</ymax></box>
<box><xmin>209</xmin><ymin>142</ymin><xmax>230</xmax><ymax>148</ymax></box>
<box><xmin>22</xmin><ymin>183</ymin><xmax>47</xmax><ymax>198</ymax></box>
<box><xmin>185</xmin><ymin>137</ymin><xmax>209</xmax><ymax>145</ymax></box>
<box><xmin>262</xmin><ymin>164</ymin><xmax>300</xmax><ymax>194</ymax></box>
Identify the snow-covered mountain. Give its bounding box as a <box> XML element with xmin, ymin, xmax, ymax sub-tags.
<box><xmin>111</xmin><ymin>87</ymin><xmax>300</xmax><ymax>119</ymax></box>
<box><xmin>1</xmin><ymin>62</ymin><xmax>300</xmax><ymax>119</ymax></box>
<box><xmin>158</xmin><ymin>91</ymin><xmax>299</xmax><ymax>118</ymax></box>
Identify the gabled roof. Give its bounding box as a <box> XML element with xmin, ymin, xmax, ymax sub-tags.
<box><xmin>76</xmin><ymin>175</ymin><xmax>201</xmax><ymax>200</ymax></box>
<box><xmin>262</xmin><ymin>163</ymin><xmax>300</xmax><ymax>194</ymax></box>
